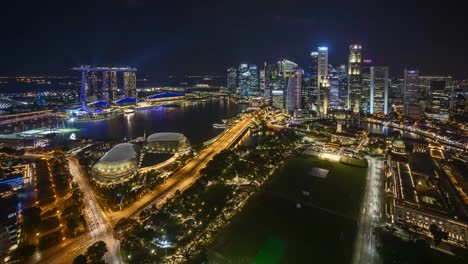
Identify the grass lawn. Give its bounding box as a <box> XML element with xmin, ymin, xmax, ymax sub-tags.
<box><xmin>209</xmin><ymin>155</ymin><xmax>367</xmax><ymax>264</ymax></box>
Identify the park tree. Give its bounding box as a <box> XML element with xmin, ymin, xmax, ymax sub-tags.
<box><xmin>72</xmin><ymin>254</ymin><xmax>87</xmax><ymax>264</ymax></box>
<box><xmin>85</xmin><ymin>240</ymin><xmax>108</xmax><ymax>263</ymax></box>
<box><xmin>113</xmin><ymin>218</ymin><xmax>140</xmax><ymax>240</ymax></box>
<box><xmin>8</xmin><ymin>244</ymin><xmax>36</xmax><ymax>263</ymax></box>
<box><xmin>22</xmin><ymin>206</ymin><xmax>42</xmax><ymax>233</ymax></box>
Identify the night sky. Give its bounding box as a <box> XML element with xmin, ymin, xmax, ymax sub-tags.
<box><xmin>1</xmin><ymin>0</ymin><xmax>467</xmax><ymax>79</ymax></box>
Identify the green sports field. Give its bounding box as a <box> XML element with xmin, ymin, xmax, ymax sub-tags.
<box><xmin>209</xmin><ymin>155</ymin><xmax>367</xmax><ymax>264</ymax></box>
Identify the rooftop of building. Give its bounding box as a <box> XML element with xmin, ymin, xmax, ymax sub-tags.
<box><xmin>147</xmin><ymin>132</ymin><xmax>185</xmax><ymax>143</ymax></box>
<box><xmin>402</xmin><ymin>137</ymin><xmax>428</xmax><ymax>145</ymax></box>
<box><xmin>392</xmin><ymin>153</ymin><xmax>449</xmax><ymax>215</ymax></box>
<box><xmin>392</xmin><ymin>138</ymin><xmax>406</xmax><ymax>148</ymax></box>
<box><xmin>99</xmin><ymin>143</ymin><xmax>140</xmax><ymax>163</ymax></box>
<box><xmin>408</xmin><ymin>153</ymin><xmax>436</xmax><ymax>177</ymax></box>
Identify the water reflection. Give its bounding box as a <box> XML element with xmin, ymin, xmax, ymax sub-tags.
<box><xmin>63</xmin><ymin>100</ymin><xmax>246</xmax><ymax>145</ymax></box>
<box><xmin>360</xmin><ymin>121</ymin><xmax>420</xmax><ymax>139</ymax></box>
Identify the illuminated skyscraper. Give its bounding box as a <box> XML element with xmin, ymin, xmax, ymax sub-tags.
<box><xmin>328</xmin><ymin>65</ymin><xmax>340</xmax><ymax>110</ymax></box>
<box><xmin>123</xmin><ymin>71</ymin><xmax>137</xmax><ymax>98</ymax></box>
<box><xmin>278</xmin><ymin>59</ymin><xmax>298</xmax><ymax>106</ymax></box>
<box><xmin>279</xmin><ymin>59</ymin><xmax>298</xmax><ymax>81</ymax></box>
<box><xmin>389</xmin><ymin>78</ymin><xmax>404</xmax><ymax>112</ymax></box>
<box><xmin>265</xmin><ymin>62</ymin><xmax>281</xmax><ymax>90</ymax></box>
<box><xmin>238</xmin><ymin>64</ymin><xmax>249</xmax><ymax>96</ymax></box>
<box><xmin>259</xmin><ymin>66</ymin><xmax>266</xmax><ymax>92</ymax></box>
<box><xmin>317</xmin><ymin>47</ymin><xmax>328</xmax><ymax>113</ymax></box>
<box><xmin>86</xmin><ymin>71</ymin><xmax>100</xmax><ymax>101</ymax></box>
<box><xmin>285</xmin><ymin>70</ymin><xmax>302</xmax><ymax>114</ymax></box>
<box><xmin>272</xmin><ymin>90</ymin><xmax>284</xmax><ymax>109</ymax></box>
<box><xmin>348</xmin><ymin>44</ymin><xmax>362</xmax><ymax>113</ymax></box>
<box><xmin>301</xmin><ymin>73</ymin><xmax>313</xmax><ymax>111</ymax></box>
<box><xmin>227</xmin><ymin>67</ymin><xmax>237</xmax><ymax>94</ymax></box>
<box><xmin>247</xmin><ymin>64</ymin><xmax>259</xmax><ymax>95</ymax></box>
<box><xmin>361</xmin><ymin>59</ymin><xmax>372</xmax><ymax>113</ymax></box>
<box><xmin>370</xmin><ymin>66</ymin><xmax>389</xmax><ymax>114</ymax></box>
<box><xmin>419</xmin><ymin>76</ymin><xmax>453</xmax><ymax>120</ymax></box>
<box><xmin>310</xmin><ymin>52</ymin><xmax>319</xmax><ymax>110</ymax></box>
<box><xmin>73</xmin><ymin>66</ymin><xmax>137</xmax><ymax>111</ymax></box>
<box><xmin>237</xmin><ymin>64</ymin><xmax>259</xmax><ymax>96</ymax></box>
<box><xmin>319</xmin><ymin>76</ymin><xmax>330</xmax><ymax>115</ymax></box>
<box><xmin>404</xmin><ymin>69</ymin><xmax>420</xmax><ymax>118</ymax></box>
<box><xmin>338</xmin><ymin>64</ymin><xmax>348</xmax><ymax>107</ymax></box>
<box><xmin>104</xmin><ymin>71</ymin><xmax>118</xmax><ymax>101</ymax></box>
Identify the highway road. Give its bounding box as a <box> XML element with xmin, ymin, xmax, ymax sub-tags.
<box><xmin>107</xmin><ymin>115</ymin><xmax>254</xmax><ymax>224</ymax></box>
<box><xmin>31</xmin><ymin>114</ymin><xmax>255</xmax><ymax>264</ymax></box>
<box><xmin>352</xmin><ymin>156</ymin><xmax>384</xmax><ymax>264</ymax></box>
<box><xmin>31</xmin><ymin>158</ymin><xmax>123</xmax><ymax>264</ymax></box>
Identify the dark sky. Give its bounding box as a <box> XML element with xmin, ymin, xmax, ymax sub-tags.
<box><xmin>1</xmin><ymin>0</ymin><xmax>467</xmax><ymax>79</ymax></box>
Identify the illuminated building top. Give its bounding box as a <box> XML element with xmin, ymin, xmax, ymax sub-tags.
<box><xmin>72</xmin><ymin>66</ymin><xmax>137</xmax><ymax>72</ymax></box>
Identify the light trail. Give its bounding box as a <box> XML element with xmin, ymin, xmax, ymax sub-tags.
<box><xmin>352</xmin><ymin>156</ymin><xmax>384</xmax><ymax>264</ymax></box>
<box><xmin>31</xmin><ymin>114</ymin><xmax>255</xmax><ymax>264</ymax></box>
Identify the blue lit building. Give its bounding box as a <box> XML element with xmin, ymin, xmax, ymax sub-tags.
<box><xmin>146</xmin><ymin>92</ymin><xmax>185</xmax><ymax>102</ymax></box>
<box><xmin>72</xmin><ymin>66</ymin><xmax>138</xmax><ymax>112</ymax></box>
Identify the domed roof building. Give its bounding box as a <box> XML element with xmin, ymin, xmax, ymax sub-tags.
<box><xmin>145</xmin><ymin>132</ymin><xmax>189</xmax><ymax>154</ymax></box>
<box><xmin>391</xmin><ymin>139</ymin><xmax>406</xmax><ymax>154</ymax></box>
<box><xmin>91</xmin><ymin>143</ymin><xmax>141</xmax><ymax>186</ymax></box>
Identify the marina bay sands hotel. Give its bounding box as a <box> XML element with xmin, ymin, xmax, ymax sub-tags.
<box><xmin>72</xmin><ymin>66</ymin><xmax>137</xmax><ymax>110</ymax></box>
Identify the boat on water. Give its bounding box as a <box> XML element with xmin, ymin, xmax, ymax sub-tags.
<box><xmin>213</xmin><ymin>123</ymin><xmax>227</xmax><ymax>129</ymax></box>
<box><xmin>124</xmin><ymin>108</ymin><xmax>135</xmax><ymax>114</ymax></box>
<box><xmin>68</xmin><ymin>111</ymin><xmax>122</xmax><ymax>122</ymax></box>
<box><xmin>162</xmin><ymin>103</ymin><xmax>181</xmax><ymax>108</ymax></box>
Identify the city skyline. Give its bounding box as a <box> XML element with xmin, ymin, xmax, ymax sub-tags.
<box><xmin>1</xmin><ymin>1</ymin><xmax>467</xmax><ymax>263</ymax></box>
<box><xmin>1</xmin><ymin>0</ymin><xmax>467</xmax><ymax>79</ymax></box>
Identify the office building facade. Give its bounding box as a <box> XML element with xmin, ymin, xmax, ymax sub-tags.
<box><xmin>361</xmin><ymin>59</ymin><xmax>372</xmax><ymax>113</ymax></box>
<box><xmin>338</xmin><ymin>64</ymin><xmax>348</xmax><ymax>109</ymax></box>
<box><xmin>328</xmin><ymin>65</ymin><xmax>340</xmax><ymax>110</ymax></box>
<box><xmin>404</xmin><ymin>69</ymin><xmax>420</xmax><ymax>118</ymax></box>
<box><xmin>348</xmin><ymin>44</ymin><xmax>362</xmax><ymax>113</ymax></box>
<box><xmin>370</xmin><ymin>66</ymin><xmax>389</xmax><ymax>114</ymax></box>
<box><xmin>227</xmin><ymin>67</ymin><xmax>237</xmax><ymax>94</ymax></box>
<box><xmin>123</xmin><ymin>71</ymin><xmax>137</xmax><ymax>98</ymax></box>
<box><xmin>310</xmin><ymin>52</ymin><xmax>319</xmax><ymax>111</ymax></box>
<box><xmin>285</xmin><ymin>70</ymin><xmax>302</xmax><ymax>114</ymax></box>
<box><xmin>419</xmin><ymin>76</ymin><xmax>453</xmax><ymax>120</ymax></box>
<box><xmin>317</xmin><ymin>47</ymin><xmax>328</xmax><ymax>114</ymax></box>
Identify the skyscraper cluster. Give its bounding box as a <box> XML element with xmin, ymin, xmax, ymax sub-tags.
<box><xmin>227</xmin><ymin>44</ymin><xmax>460</xmax><ymax>120</ymax></box>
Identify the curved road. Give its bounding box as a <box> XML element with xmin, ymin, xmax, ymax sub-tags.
<box><xmin>32</xmin><ymin>114</ymin><xmax>255</xmax><ymax>264</ymax></box>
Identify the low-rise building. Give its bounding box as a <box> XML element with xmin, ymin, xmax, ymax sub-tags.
<box><xmin>0</xmin><ymin>184</ymin><xmax>20</xmax><ymax>254</ymax></box>
<box><xmin>387</xmin><ymin>152</ymin><xmax>468</xmax><ymax>246</ymax></box>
